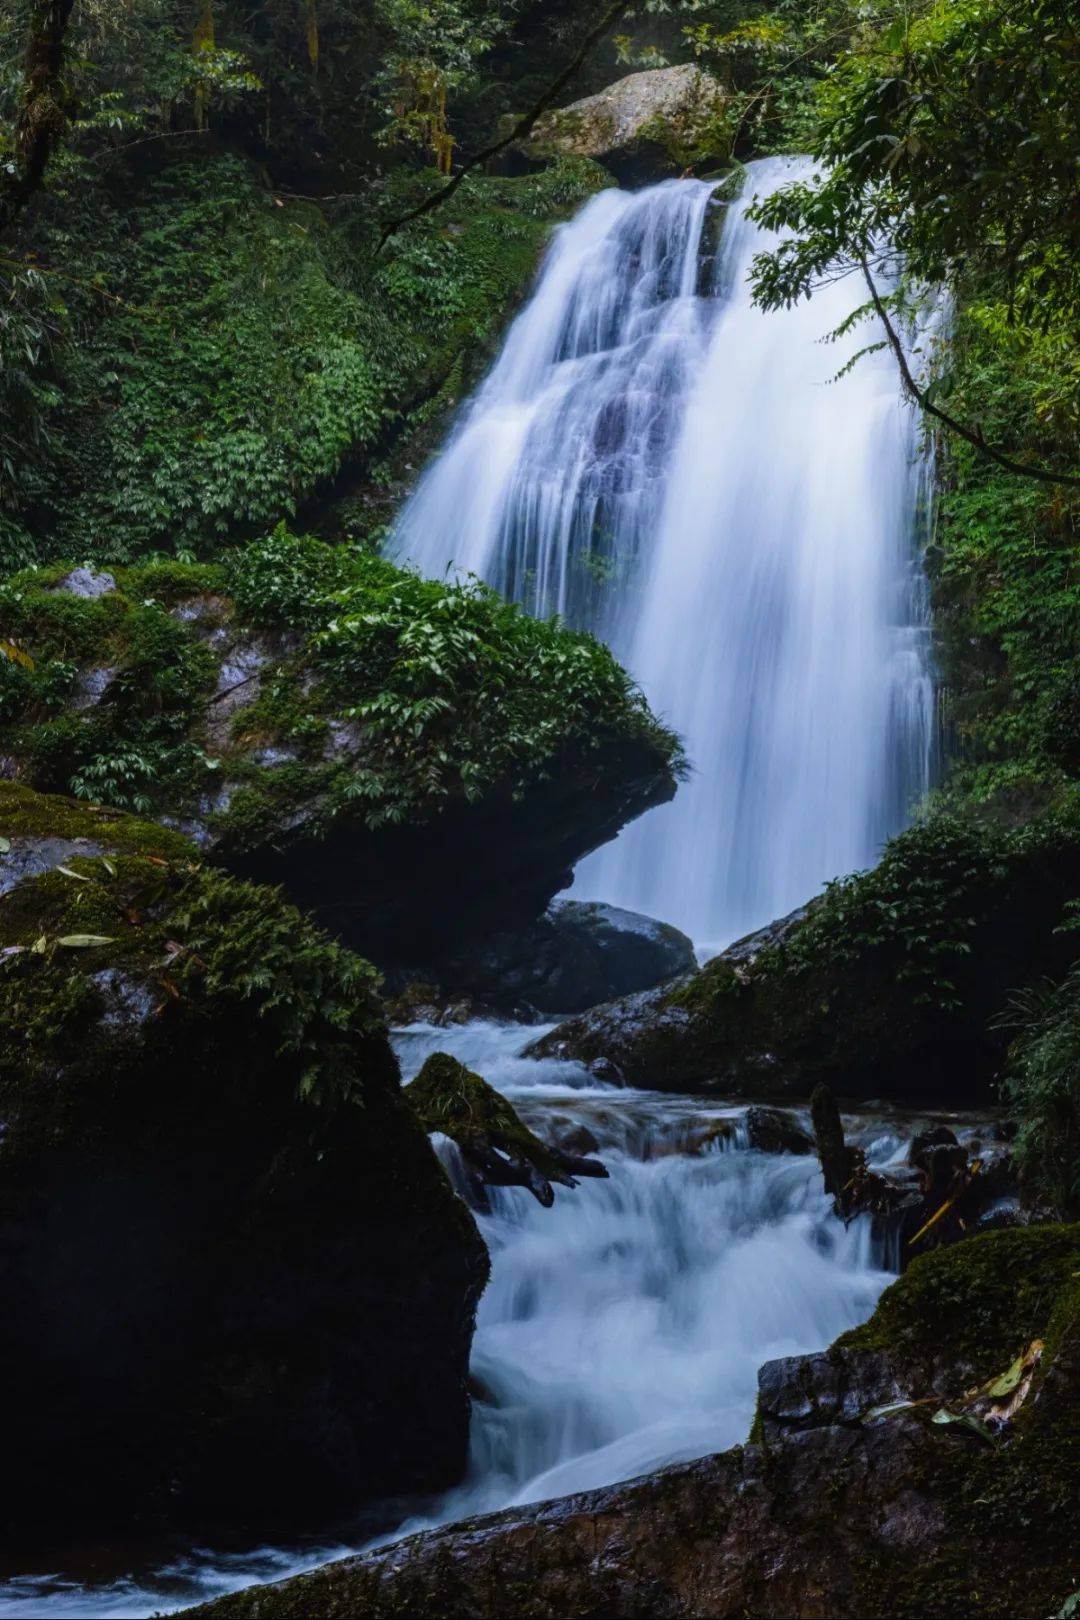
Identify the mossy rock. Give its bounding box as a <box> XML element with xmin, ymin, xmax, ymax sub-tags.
<box><xmin>0</xmin><ymin>529</ymin><xmax>681</xmax><ymax>961</ymax></box>
<box><xmin>406</xmin><ymin>1051</ymin><xmax>606</xmax><ymax>1206</ymax></box>
<box><xmin>524</xmin><ymin>66</ymin><xmax>730</xmax><ymax>183</ymax></box>
<box><xmin>533</xmin><ymin>812</ymin><xmax>1080</xmax><ymax>1103</ymax></box>
<box><xmin>0</xmin><ymin>783</ymin><xmax>488</xmax><ymax>1537</ymax></box>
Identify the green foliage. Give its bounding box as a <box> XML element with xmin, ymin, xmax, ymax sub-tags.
<box><xmin>0</xmin><ymin>793</ymin><xmax>388</xmax><ymax>1120</ymax></box>
<box><xmin>928</xmin><ymin>301</ymin><xmax>1080</xmax><ymax>812</ymax></box>
<box><xmin>0</xmin><ymin>150</ymin><xmax>599</xmax><ymax>565</ymax></box>
<box><xmin>0</xmin><ymin>528</ymin><xmax>682</xmax><ymax>837</ymax></box>
<box><xmin>765</xmin><ymin>813</ymin><xmax>1015</xmax><ymax>1009</ymax></box>
<box><xmin>0</xmin><ymin>564</ymin><xmax>218</xmax><ymax>807</ymax></box>
<box><xmin>748</xmin><ymin>0</ymin><xmax>1080</xmax><ymax>329</ymax></box>
<box><xmin>998</xmin><ymin>967</ymin><xmax>1080</xmax><ymax>1219</ymax></box>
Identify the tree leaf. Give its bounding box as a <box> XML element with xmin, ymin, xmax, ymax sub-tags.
<box><xmin>56</xmin><ymin>865</ymin><xmax>90</xmax><ymax>882</ymax></box>
<box><xmin>56</xmin><ymin>934</ymin><xmax>116</xmax><ymax>947</ymax></box>
<box><xmin>0</xmin><ymin>837</ymin><xmax>11</xmax><ymax>853</ymax></box>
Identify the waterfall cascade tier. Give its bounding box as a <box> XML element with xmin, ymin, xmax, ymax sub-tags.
<box><xmin>392</xmin><ymin>157</ymin><xmax>936</xmax><ymax>951</ymax></box>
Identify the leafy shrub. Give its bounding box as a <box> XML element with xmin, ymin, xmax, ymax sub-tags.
<box><xmin>999</xmin><ymin>966</ymin><xmax>1080</xmax><ymax>1218</ymax></box>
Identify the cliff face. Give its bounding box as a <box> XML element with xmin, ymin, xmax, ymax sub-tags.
<box><xmin>184</xmin><ymin>1226</ymin><xmax>1080</xmax><ymax>1620</ymax></box>
<box><xmin>0</xmin><ymin>783</ymin><xmax>488</xmax><ymax>1536</ymax></box>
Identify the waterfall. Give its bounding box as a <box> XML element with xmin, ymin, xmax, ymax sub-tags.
<box><xmin>392</xmin><ymin>157</ymin><xmax>935</xmax><ymax>952</ymax></box>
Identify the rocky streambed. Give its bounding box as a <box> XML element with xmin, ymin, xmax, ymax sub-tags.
<box><xmin>0</xmin><ymin>1010</ymin><xmax>1041</xmax><ymax>1619</ymax></box>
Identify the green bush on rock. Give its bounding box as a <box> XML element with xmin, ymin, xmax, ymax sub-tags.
<box><xmin>535</xmin><ymin>808</ymin><xmax>1080</xmax><ymax>1103</ymax></box>
<box><xmin>0</xmin><ymin>531</ymin><xmax>681</xmax><ymax>960</ymax></box>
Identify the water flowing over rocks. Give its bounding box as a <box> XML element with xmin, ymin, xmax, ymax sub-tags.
<box><xmin>184</xmin><ymin>1227</ymin><xmax>1080</xmax><ymax>1620</ymax></box>
<box><xmin>391</xmin><ymin>160</ymin><xmax>934</xmax><ymax>948</ymax></box>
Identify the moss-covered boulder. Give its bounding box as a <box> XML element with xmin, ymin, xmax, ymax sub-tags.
<box><xmin>524</xmin><ymin>66</ymin><xmax>729</xmax><ymax>183</ymax></box>
<box><xmin>183</xmin><ymin>1226</ymin><xmax>1080</xmax><ymax>1619</ymax></box>
<box><xmin>406</xmin><ymin>1052</ymin><xmax>606</xmax><ymax>1208</ymax></box>
<box><xmin>532</xmin><ymin>813</ymin><xmax>1080</xmax><ymax>1103</ymax></box>
<box><xmin>0</xmin><ymin>530</ymin><xmax>681</xmax><ymax>963</ymax></box>
<box><xmin>0</xmin><ymin>782</ymin><xmax>488</xmax><ymax>1536</ymax></box>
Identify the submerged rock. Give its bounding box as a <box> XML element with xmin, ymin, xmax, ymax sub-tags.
<box><xmin>531</xmin><ymin>816</ymin><xmax>1080</xmax><ymax>1104</ymax></box>
<box><xmin>0</xmin><ymin>533</ymin><xmax>681</xmax><ymax>965</ymax></box>
<box><xmin>0</xmin><ymin>783</ymin><xmax>488</xmax><ymax>1537</ymax></box>
<box><xmin>524</xmin><ymin>65</ymin><xmax>728</xmax><ymax>183</ymax></box>
<box><xmin>185</xmin><ymin>1226</ymin><xmax>1080</xmax><ymax>1619</ymax></box>
<box><xmin>393</xmin><ymin>899</ymin><xmax>697</xmax><ymax>1016</ymax></box>
<box><xmin>744</xmin><ymin>1104</ymin><xmax>813</xmax><ymax>1155</ymax></box>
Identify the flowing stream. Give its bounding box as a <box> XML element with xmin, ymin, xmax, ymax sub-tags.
<box><xmin>3</xmin><ymin>162</ymin><xmax>938</xmax><ymax>1615</ymax></box>
<box><xmin>393</xmin><ymin>157</ymin><xmax>935</xmax><ymax>951</ymax></box>
<box><xmin>1</xmin><ymin>1025</ymin><xmax>899</xmax><ymax>1617</ymax></box>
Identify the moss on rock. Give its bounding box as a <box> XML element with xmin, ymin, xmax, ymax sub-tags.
<box><xmin>0</xmin><ymin>785</ymin><xmax>488</xmax><ymax>1537</ymax></box>
<box><xmin>0</xmin><ymin>529</ymin><xmax>681</xmax><ymax>959</ymax></box>
<box><xmin>535</xmin><ymin>810</ymin><xmax>1080</xmax><ymax>1102</ymax></box>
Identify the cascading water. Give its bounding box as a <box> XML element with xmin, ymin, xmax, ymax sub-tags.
<box><xmin>387</xmin><ymin>1023</ymin><xmax>894</xmax><ymax>1524</ymax></box>
<box><xmin>392</xmin><ymin>157</ymin><xmax>936</xmax><ymax>951</ymax></box>
<box><xmin>0</xmin><ymin>163</ymin><xmax>941</xmax><ymax>1620</ymax></box>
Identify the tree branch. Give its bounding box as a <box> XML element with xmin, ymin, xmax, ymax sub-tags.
<box><xmin>0</xmin><ymin>0</ymin><xmax>77</xmax><ymax>239</ymax></box>
<box><xmin>860</xmin><ymin>259</ymin><xmax>1080</xmax><ymax>489</ymax></box>
<box><xmin>378</xmin><ymin>0</ymin><xmax>629</xmax><ymax>250</ymax></box>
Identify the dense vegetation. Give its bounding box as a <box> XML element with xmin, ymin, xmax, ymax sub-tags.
<box><xmin>0</xmin><ymin>528</ymin><xmax>678</xmax><ymax>836</ymax></box>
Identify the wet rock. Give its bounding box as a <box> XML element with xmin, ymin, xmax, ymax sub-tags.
<box><xmin>51</xmin><ymin>566</ymin><xmax>116</xmax><ymax>598</ymax></box>
<box><xmin>204</xmin><ymin>635</ymin><xmax>274</xmax><ymax>750</ymax></box>
<box><xmin>524</xmin><ymin>65</ymin><xmax>728</xmax><ymax>183</ymax></box>
<box><xmin>186</xmin><ymin>1228</ymin><xmax>1080</xmax><ymax>1620</ymax></box>
<box><xmin>588</xmin><ymin>1054</ymin><xmax>625</xmax><ymax>1086</ymax></box>
<box><xmin>756</xmin><ymin>1349</ymin><xmax>903</xmax><ymax>1442</ymax></box>
<box><xmin>0</xmin><ymin>833</ymin><xmax>106</xmax><ymax>895</ymax></box>
<box><xmin>394</xmin><ymin>901</ymin><xmax>696</xmax><ymax>1017</ymax></box>
<box><xmin>744</xmin><ymin>1105</ymin><xmax>812</xmax><ymax>1155</ymax></box>
<box><xmin>554</xmin><ymin>1123</ymin><xmax>600</xmax><ymax>1159</ymax></box>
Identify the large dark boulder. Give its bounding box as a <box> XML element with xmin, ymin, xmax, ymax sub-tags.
<box><xmin>393</xmin><ymin>899</ymin><xmax>697</xmax><ymax>1016</ymax></box>
<box><xmin>0</xmin><ymin>783</ymin><xmax>488</xmax><ymax>1538</ymax></box>
<box><xmin>0</xmin><ymin>531</ymin><xmax>681</xmax><ymax>964</ymax></box>
<box><xmin>530</xmin><ymin>817</ymin><xmax>1080</xmax><ymax>1103</ymax></box>
<box><xmin>185</xmin><ymin>1226</ymin><xmax>1080</xmax><ymax>1619</ymax></box>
